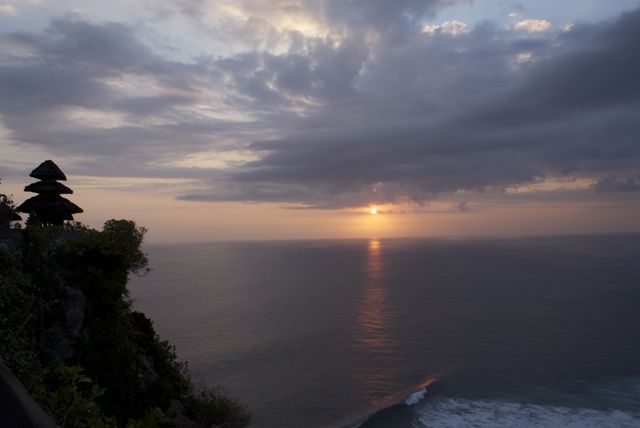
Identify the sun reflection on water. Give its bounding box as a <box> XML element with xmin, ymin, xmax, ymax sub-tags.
<box><xmin>358</xmin><ymin>239</ymin><xmax>387</xmax><ymax>349</ymax></box>
<box><xmin>354</xmin><ymin>238</ymin><xmax>396</xmax><ymax>406</ymax></box>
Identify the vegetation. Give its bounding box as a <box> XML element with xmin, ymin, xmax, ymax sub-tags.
<box><xmin>0</xmin><ymin>180</ymin><xmax>21</xmax><ymax>224</ymax></box>
<box><xmin>0</xmin><ymin>217</ymin><xmax>250</xmax><ymax>428</ymax></box>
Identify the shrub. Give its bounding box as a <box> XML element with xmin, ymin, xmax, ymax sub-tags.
<box><xmin>184</xmin><ymin>387</ymin><xmax>251</xmax><ymax>428</ymax></box>
<box><xmin>1</xmin><ymin>219</ymin><xmax>250</xmax><ymax>427</ymax></box>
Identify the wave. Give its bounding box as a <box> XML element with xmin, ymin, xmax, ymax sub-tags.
<box><xmin>351</xmin><ymin>377</ymin><xmax>640</xmax><ymax>428</ymax></box>
<box><xmin>404</xmin><ymin>388</ymin><xmax>428</xmax><ymax>406</ymax></box>
<box><xmin>353</xmin><ymin>387</ymin><xmax>429</xmax><ymax>428</ymax></box>
<box><xmin>416</xmin><ymin>398</ymin><xmax>640</xmax><ymax>428</ymax></box>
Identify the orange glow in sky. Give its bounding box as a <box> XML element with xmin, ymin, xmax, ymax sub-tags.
<box><xmin>2</xmin><ymin>176</ymin><xmax>640</xmax><ymax>243</ymax></box>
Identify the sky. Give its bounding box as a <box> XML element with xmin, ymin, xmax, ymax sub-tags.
<box><xmin>1</xmin><ymin>0</ymin><xmax>639</xmax><ymax>243</ymax></box>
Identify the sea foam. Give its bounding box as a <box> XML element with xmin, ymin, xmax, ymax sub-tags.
<box><xmin>417</xmin><ymin>398</ymin><xmax>640</xmax><ymax>428</ymax></box>
<box><xmin>404</xmin><ymin>388</ymin><xmax>427</xmax><ymax>406</ymax></box>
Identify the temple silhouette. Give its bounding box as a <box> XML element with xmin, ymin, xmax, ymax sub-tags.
<box><xmin>16</xmin><ymin>160</ymin><xmax>83</xmax><ymax>225</ymax></box>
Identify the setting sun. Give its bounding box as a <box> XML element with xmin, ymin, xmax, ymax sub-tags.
<box><xmin>370</xmin><ymin>208</ymin><xmax>378</xmax><ymax>215</ymax></box>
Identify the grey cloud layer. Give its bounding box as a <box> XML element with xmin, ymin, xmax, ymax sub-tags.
<box><xmin>205</xmin><ymin>8</ymin><xmax>640</xmax><ymax>207</ymax></box>
<box><xmin>1</xmin><ymin>2</ymin><xmax>639</xmax><ymax>207</ymax></box>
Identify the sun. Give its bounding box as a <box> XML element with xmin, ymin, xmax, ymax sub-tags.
<box><xmin>369</xmin><ymin>208</ymin><xmax>378</xmax><ymax>215</ymax></box>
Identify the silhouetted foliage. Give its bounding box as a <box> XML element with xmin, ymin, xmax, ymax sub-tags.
<box><xmin>0</xmin><ymin>180</ymin><xmax>21</xmax><ymax>224</ymax></box>
<box><xmin>102</xmin><ymin>219</ymin><xmax>150</xmax><ymax>275</ymax></box>
<box><xmin>1</xmin><ymin>220</ymin><xmax>249</xmax><ymax>427</ymax></box>
<box><xmin>184</xmin><ymin>387</ymin><xmax>251</xmax><ymax>428</ymax></box>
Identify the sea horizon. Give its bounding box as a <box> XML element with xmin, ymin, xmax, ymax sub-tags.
<box><xmin>130</xmin><ymin>233</ymin><xmax>640</xmax><ymax>427</ymax></box>
<box><xmin>143</xmin><ymin>230</ymin><xmax>640</xmax><ymax>247</ymax></box>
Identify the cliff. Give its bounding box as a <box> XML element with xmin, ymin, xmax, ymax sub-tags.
<box><xmin>0</xmin><ymin>221</ymin><xmax>249</xmax><ymax>428</ymax></box>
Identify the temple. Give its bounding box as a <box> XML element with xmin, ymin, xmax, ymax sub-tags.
<box><xmin>16</xmin><ymin>160</ymin><xmax>83</xmax><ymax>226</ymax></box>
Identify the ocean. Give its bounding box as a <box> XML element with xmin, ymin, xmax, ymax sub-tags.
<box><xmin>129</xmin><ymin>234</ymin><xmax>640</xmax><ymax>427</ymax></box>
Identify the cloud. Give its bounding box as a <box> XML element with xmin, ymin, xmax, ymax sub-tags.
<box><xmin>194</xmin><ymin>7</ymin><xmax>640</xmax><ymax>207</ymax></box>
<box><xmin>0</xmin><ymin>3</ymin><xmax>17</xmax><ymax>16</ymax></box>
<box><xmin>422</xmin><ymin>20</ymin><xmax>469</xmax><ymax>36</ymax></box>
<box><xmin>507</xmin><ymin>1</ymin><xmax>524</xmax><ymax>17</ymax></box>
<box><xmin>315</xmin><ymin>0</ymin><xmax>465</xmax><ymax>31</ymax></box>
<box><xmin>0</xmin><ymin>17</ymin><xmax>249</xmax><ymax>165</ymax></box>
<box><xmin>594</xmin><ymin>176</ymin><xmax>640</xmax><ymax>193</ymax></box>
<box><xmin>1</xmin><ymin>3</ymin><xmax>640</xmax><ymax>210</ymax></box>
<box><xmin>514</xmin><ymin>19</ymin><xmax>552</xmax><ymax>33</ymax></box>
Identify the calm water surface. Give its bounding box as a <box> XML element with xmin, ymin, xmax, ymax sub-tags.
<box><xmin>129</xmin><ymin>234</ymin><xmax>640</xmax><ymax>427</ymax></box>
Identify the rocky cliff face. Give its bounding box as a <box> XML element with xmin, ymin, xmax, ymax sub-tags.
<box><xmin>0</xmin><ymin>223</ymin><xmax>250</xmax><ymax>428</ymax></box>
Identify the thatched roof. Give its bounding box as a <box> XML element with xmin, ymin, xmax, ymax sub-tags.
<box><xmin>17</xmin><ymin>195</ymin><xmax>83</xmax><ymax>215</ymax></box>
<box><xmin>24</xmin><ymin>181</ymin><xmax>73</xmax><ymax>194</ymax></box>
<box><xmin>17</xmin><ymin>160</ymin><xmax>82</xmax><ymax>224</ymax></box>
<box><xmin>29</xmin><ymin>160</ymin><xmax>67</xmax><ymax>181</ymax></box>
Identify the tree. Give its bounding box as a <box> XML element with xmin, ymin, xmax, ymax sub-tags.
<box><xmin>0</xmin><ymin>179</ymin><xmax>22</xmax><ymax>228</ymax></box>
<box><xmin>102</xmin><ymin>219</ymin><xmax>149</xmax><ymax>274</ymax></box>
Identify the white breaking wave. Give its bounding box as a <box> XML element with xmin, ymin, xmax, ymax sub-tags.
<box><xmin>405</xmin><ymin>388</ymin><xmax>428</xmax><ymax>406</ymax></box>
<box><xmin>417</xmin><ymin>398</ymin><xmax>640</xmax><ymax>428</ymax></box>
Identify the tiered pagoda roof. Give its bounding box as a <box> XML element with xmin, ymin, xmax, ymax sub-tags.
<box><xmin>30</xmin><ymin>160</ymin><xmax>67</xmax><ymax>181</ymax></box>
<box><xmin>16</xmin><ymin>160</ymin><xmax>83</xmax><ymax>226</ymax></box>
<box><xmin>24</xmin><ymin>181</ymin><xmax>73</xmax><ymax>194</ymax></box>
